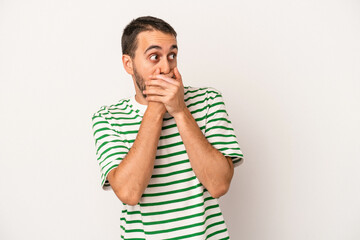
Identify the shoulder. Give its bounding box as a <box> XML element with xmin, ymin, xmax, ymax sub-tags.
<box><xmin>184</xmin><ymin>86</ymin><xmax>224</xmax><ymax>106</ymax></box>
<box><xmin>184</xmin><ymin>85</ymin><xmax>223</xmax><ymax>98</ymax></box>
<box><xmin>91</xmin><ymin>97</ymin><xmax>131</xmax><ymax>121</ymax></box>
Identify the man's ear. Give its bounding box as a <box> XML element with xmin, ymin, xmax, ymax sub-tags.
<box><xmin>122</xmin><ymin>54</ymin><xmax>134</xmax><ymax>75</ymax></box>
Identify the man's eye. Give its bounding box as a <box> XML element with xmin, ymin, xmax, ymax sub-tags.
<box><xmin>150</xmin><ymin>55</ymin><xmax>158</xmax><ymax>61</ymax></box>
<box><xmin>168</xmin><ymin>53</ymin><xmax>176</xmax><ymax>60</ymax></box>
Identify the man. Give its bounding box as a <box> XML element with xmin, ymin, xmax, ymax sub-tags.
<box><xmin>91</xmin><ymin>16</ymin><xmax>244</xmax><ymax>239</ymax></box>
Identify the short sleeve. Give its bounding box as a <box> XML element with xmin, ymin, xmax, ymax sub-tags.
<box><xmin>91</xmin><ymin>113</ymin><xmax>130</xmax><ymax>190</ymax></box>
<box><xmin>204</xmin><ymin>88</ymin><xmax>244</xmax><ymax>167</ymax></box>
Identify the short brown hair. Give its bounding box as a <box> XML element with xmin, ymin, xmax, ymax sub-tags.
<box><xmin>121</xmin><ymin>16</ymin><xmax>177</xmax><ymax>58</ymax></box>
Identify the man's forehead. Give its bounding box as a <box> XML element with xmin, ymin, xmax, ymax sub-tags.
<box><xmin>137</xmin><ymin>30</ymin><xmax>177</xmax><ymax>50</ymax></box>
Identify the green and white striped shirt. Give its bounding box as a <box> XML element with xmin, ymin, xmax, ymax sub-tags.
<box><xmin>91</xmin><ymin>86</ymin><xmax>244</xmax><ymax>239</ymax></box>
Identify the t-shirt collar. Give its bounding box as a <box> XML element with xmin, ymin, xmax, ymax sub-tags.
<box><xmin>129</xmin><ymin>95</ymin><xmax>148</xmax><ymax>115</ymax></box>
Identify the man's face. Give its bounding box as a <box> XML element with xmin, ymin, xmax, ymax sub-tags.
<box><xmin>131</xmin><ymin>30</ymin><xmax>178</xmax><ymax>98</ymax></box>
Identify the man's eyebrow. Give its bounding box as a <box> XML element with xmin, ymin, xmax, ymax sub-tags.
<box><xmin>144</xmin><ymin>45</ymin><xmax>161</xmax><ymax>54</ymax></box>
<box><xmin>144</xmin><ymin>44</ymin><xmax>178</xmax><ymax>54</ymax></box>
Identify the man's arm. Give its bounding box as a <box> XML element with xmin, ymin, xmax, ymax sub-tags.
<box><xmin>107</xmin><ymin>102</ymin><xmax>166</xmax><ymax>205</ymax></box>
<box><xmin>173</xmin><ymin>107</ymin><xmax>234</xmax><ymax>198</ymax></box>
<box><xmin>144</xmin><ymin>67</ymin><xmax>235</xmax><ymax>198</ymax></box>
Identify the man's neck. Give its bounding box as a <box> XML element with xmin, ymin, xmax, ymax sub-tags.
<box><xmin>134</xmin><ymin>93</ymin><xmax>148</xmax><ymax>105</ymax></box>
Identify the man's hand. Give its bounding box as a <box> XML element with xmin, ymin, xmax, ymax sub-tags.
<box><xmin>143</xmin><ymin>67</ymin><xmax>186</xmax><ymax>117</ymax></box>
<box><xmin>146</xmin><ymin>68</ymin><xmax>167</xmax><ymax>115</ymax></box>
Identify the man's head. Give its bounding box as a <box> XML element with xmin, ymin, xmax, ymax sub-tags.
<box><xmin>121</xmin><ymin>16</ymin><xmax>178</xmax><ymax>101</ymax></box>
<box><xmin>122</xmin><ymin>16</ymin><xmax>177</xmax><ymax>58</ymax></box>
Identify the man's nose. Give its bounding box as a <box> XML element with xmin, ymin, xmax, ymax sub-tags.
<box><xmin>159</xmin><ymin>58</ymin><xmax>171</xmax><ymax>75</ymax></box>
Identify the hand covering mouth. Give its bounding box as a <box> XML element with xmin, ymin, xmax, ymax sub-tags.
<box><xmin>162</xmin><ymin>73</ymin><xmax>175</xmax><ymax>79</ymax></box>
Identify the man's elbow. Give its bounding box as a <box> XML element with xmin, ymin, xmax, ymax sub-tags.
<box><xmin>113</xmin><ymin>188</ymin><xmax>141</xmax><ymax>206</ymax></box>
<box><xmin>108</xmin><ymin>168</ymin><xmax>142</xmax><ymax>206</ymax></box>
<box><xmin>208</xmin><ymin>182</ymin><xmax>231</xmax><ymax>199</ymax></box>
<box><xmin>120</xmin><ymin>196</ymin><xmax>140</xmax><ymax>206</ymax></box>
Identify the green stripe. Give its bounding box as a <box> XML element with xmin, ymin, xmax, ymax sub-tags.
<box><xmin>205</xmin><ymin>125</ymin><xmax>234</xmax><ymax>133</ymax></box>
<box><xmin>218</xmin><ymin>147</ymin><xmax>241</xmax><ymax>152</ymax></box>
<box><xmin>93</xmin><ymin>126</ymin><xmax>117</xmax><ymax>136</ymax></box>
<box><xmin>122</xmin><ymin>196</ymin><xmax>216</xmax><ymax>216</ymax></box>
<box><xmin>112</xmin><ymin>121</ymin><xmax>141</xmax><ymax>127</ymax></box>
<box><xmin>227</xmin><ymin>153</ymin><xmax>243</xmax><ymax>157</ymax></box>
<box><xmin>120</xmin><ymin>225</ymin><xmax>144</xmax><ymax>233</ymax></box>
<box><xmin>188</xmin><ymin>104</ymin><xmax>210</xmax><ymax>115</ymax></box>
<box><xmin>157</xmin><ymin>137</ymin><xmax>238</xmax><ymax>151</ymax></box>
<box><xmin>101</xmin><ymin>164</ymin><xmax>117</xmax><ymax>186</ymax></box>
<box><xmin>154</xmin><ymin>159</ymin><xmax>189</xmax><ymax>169</ymax></box>
<box><xmin>97</xmin><ymin>139</ymin><xmax>128</xmax><ymax>154</ymax></box>
<box><xmin>151</xmin><ymin>168</ymin><xmax>192</xmax><ymax>178</ymax></box>
<box><xmin>106</xmin><ymin>102</ymin><xmax>130</xmax><ymax>111</ymax></box>
<box><xmin>208</xmin><ymin>100</ymin><xmax>224</xmax><ymax>109</ymax></box>
<box><xmin>183</xmin><ymin>90</ymin><xmax>219</xmax><ymax>102</ymax></box>
<box><xmin>206</xmin><ymin>228</ymin><xmax>228</xmax><ymax>239</ymax></box>
<box><xmin>122</xmin><ymin>213</ymin><xmax>223</xmax><ymax>235</ymax></box>
<box><xmin>98</xmin><ymin>151</ymin><xmax>126</xmax><ymax>166</ymax></box>
<box><xmin>142</xmin><ymin>183</ymin><xmax>202</xmax><ymax>197</ymax></box>
<box><xmin>157</xmin><ymin>140</ymin><xmax>184</xmax><ymax>149</ymax></box>
<box><xmin>103</xmin><ymin>114</ymin><xmax>141</xmax><ymax>120</ymax></box>
<box><xmin>121</xmin><ymin>204</ymin><xmax>220</xmax><ymax>226</ymax></box>
<box><xmin>218</xmin><ymin>237</ymin><xmax>230</xmax><ymax>240</ymax></box>
<box><xmin>92</xmin><ymin>120</ymin><xmax>108</xmax><ymax>128</ymax></box>
<box><xmin>207</xmin><ymin>117</ymin><xmax>231</xmax><ymax>124</ymax></box>
<box><xmin>207</xmin><ymin>109</ymin><xmax>227</xmax><ymax>119</ymax></box>
<box><xmin>121</xmin><ymin>236</ymin><xmax>144</xmax><ymax>240</ymax></box>
<box><xmin>95</xmin><ymin>134</ymin><xmax>132</xmax><ymax>145</ymax></box>
<box><xmin>139</xmin><ymin>190</ymin><xmax>206</xmax><ymax>207</ymax></box>
<box><xmin>163</xmin><ymin>219</ymin><xmax>225</xmax><ymax>239</ymax></box>
<box><xmin>184</xmin><ymin>91</ymin><xmax>207</xmax><ymax>101</ymax></box>
<box><xmin>155</xmin><ymin>150</ymin><xmax>187</xmax><ymax>159</ymax></box>
<box><xmin>159</xmin><ymin>132</ymin><xmax>179</xmax><ymax>140</ymax></box>
<box><xmin>92</xmin><ymin>114</ymin><xmax>102</xmax><ymax>121</ymax></box>
<box><xmin>97</xmin><ymin>143</ymin><xmax>128</xmax><ymax>159</ymax></box>
<box><xmin>187</xmin><ymin>95</ymin><xmax>221</xmax><ymax>109</ymax></box>
<box><xmin>147</xmin><ymin>176</ymin><xmax>196</xmax><ymax>188</ymax></box>
<box><xmin>123</xmin><ymin>201</ymin><xmax>205</xmax><ymax>216</ymax></box>
<box><xmin>93</xmin><ymin>127</ymin><xmax>113</xmax><ymax>135</ymax></box>
<box><xmin>206</xmin><ymin>133</ymin><xmax>237</xmax><ymax>138</ymax></box>
<box><xmin>211</xmin><ymin>141</ymin><xmax>239</xmax><ymax>146</ymax></box>
<box><xmin>184</xmin><ymin>86</ymin><xmax>208</xmax><ymax>94</ymax></box>
<box><xmin>113</xmin><ymin>130</ymin><xmax>139</xmax><ymax>135</ymax></box>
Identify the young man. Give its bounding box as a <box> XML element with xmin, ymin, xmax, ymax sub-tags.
<box><xmin>91</xmin><ymin>16</ymin><xmax>244</xmax><ymax>239</ymax></box>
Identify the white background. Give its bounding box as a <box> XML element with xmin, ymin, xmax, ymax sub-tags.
<box><xmin>1</xmin><ymin>0</ymin><xmax>359</xmax><ymax>239</ymax></box>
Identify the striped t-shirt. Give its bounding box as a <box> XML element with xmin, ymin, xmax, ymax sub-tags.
<box><xmin>91</xmin><ymin>86</ymin><xmax>244</xmax><ymax>239</ymax></box>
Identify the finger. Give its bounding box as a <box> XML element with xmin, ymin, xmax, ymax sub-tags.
<box><xmin>143</xmin><ymin>87</ymin><xmax>167</xmax><ymax>96</ymax></box>
<box><xmin>146</xmin><ymin>95</ymin><xmax>164</xmax><ymax>103</ymax></box>
<box><xmin>149</xmin><ymin>75</ymin><xmax>178</xmax><ymax>85</ymax></box>
<box><xmin>174</xmin><ymin>67</ymin><xmax>182</xmax><ymax>81</ymax></box>
<box><xmin>146</xmin><ymin>79</ymin><xmax>177</xmax><ymax>90</ymax></box>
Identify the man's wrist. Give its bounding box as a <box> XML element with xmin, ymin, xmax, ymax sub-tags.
<box><xmin>146</xmin><ymin>102</ymin><xmax>166</xmax><ymax>115</ymax></box>
<box><xmin>172</xmin><ymin>106</ymin><xmax>190</xmax><ymax>121</ymax></box>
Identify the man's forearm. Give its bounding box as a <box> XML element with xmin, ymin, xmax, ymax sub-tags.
<box><xmin>107</xmin><ymin>107</ymin><xmax>164</xmax><ymax>205</ymax></box>
<box><xmin>173</xmin><ymin>107</ymin><xmax>234</xmax><ymax>198</ymax></box>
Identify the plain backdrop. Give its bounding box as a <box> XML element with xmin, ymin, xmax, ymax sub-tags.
<box><xmin>1</xmin><ymin>0</ymin><xmax>359</xmax><ymax>239</ymax></box>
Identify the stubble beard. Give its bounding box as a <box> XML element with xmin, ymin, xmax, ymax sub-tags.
<box><xmin>133</xmin><ymin>64</ymin><xmax>147</xmax><ymax>99</ymax></box>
